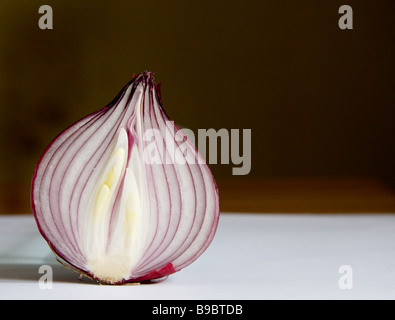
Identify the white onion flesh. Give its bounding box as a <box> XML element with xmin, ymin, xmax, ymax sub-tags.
<box><xmin>31</xmin><ymin>72</ymin><xmax>220</xmax><ymax>284</ymax></box>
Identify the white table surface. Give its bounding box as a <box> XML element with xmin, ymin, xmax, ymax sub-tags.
<box><xmin>0</xmin><ymin>213</ymin><xmax>394</xmax><ymax>300</ymax></box>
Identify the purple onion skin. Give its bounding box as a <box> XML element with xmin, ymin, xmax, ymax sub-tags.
<box><xmin>31</xmin><ymin>72</ymin><xmax>220</xmax><ymax>284</ymax></box>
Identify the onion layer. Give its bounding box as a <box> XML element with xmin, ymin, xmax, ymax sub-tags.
<box><xmin>31</xmin><ymin>72</ymin><xmax>220</xmax><ymax>284</ymax></box>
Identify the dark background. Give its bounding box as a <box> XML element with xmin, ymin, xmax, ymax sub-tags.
<box><xmin>0</xmin><ymin>0</ymin><xmax>394</xmax><ymax>213</ymax></box>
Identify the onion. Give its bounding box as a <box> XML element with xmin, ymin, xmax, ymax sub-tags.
<box><xmin>31</xmin><ymin>72</ymin><xmax>220</xmax><ymax>284</ymax></box>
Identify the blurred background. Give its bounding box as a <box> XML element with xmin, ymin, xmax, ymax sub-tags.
<box><xmin>0</xmin><ymin>0</ymin><xmax>394</xmax><ymax>214</ymax></box>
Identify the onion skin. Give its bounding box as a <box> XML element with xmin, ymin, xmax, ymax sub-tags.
<box><xmin>31</xmin><ymin>72</ymin><xmax>220</xmax><ymax>285</ymax></box>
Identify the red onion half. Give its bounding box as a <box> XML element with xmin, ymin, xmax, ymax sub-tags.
<box><xmin>31</xmin><ymin>72</ymin><xmax>220</xmax><ymax>284</ymax></box>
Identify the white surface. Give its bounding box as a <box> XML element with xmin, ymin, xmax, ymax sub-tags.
<box><xmin>0</xmin><ymin>213</ymin><xmax>394</xmax><ymax>300</ymax></box>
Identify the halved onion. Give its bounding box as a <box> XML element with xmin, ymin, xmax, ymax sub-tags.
<box><xmin>31</xmin><ymin>72</ymin><xmax>220</xmax><ymax>284</ymax></box>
